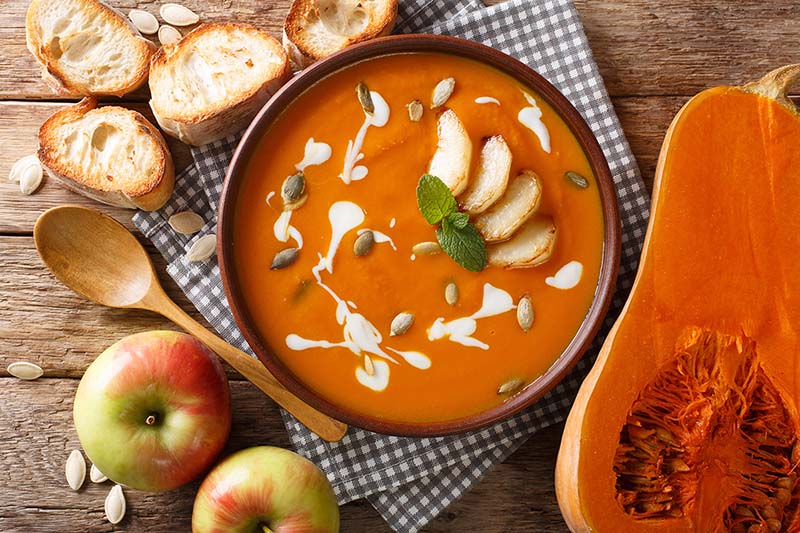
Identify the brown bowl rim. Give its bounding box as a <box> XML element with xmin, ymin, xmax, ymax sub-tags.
<box><xmin>217</xmin><ymin>34</ymin><xmax>621</xmax><ymax>437</ymax></box>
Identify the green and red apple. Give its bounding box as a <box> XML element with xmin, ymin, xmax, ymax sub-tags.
<box><xmin>74</xmin><ymin>330</ymin><xmax>231</xmax><ymax>491</ymax></box>
<box><xmin>192</xmin><ymin>446</ymin><xmax>340</xmax><ymax>533</ymax></box>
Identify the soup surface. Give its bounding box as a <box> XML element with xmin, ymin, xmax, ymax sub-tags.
<box><xmin>233</xmin><ymin>52</ymin><xmax>604</xmax><ymax>423</ymax></box>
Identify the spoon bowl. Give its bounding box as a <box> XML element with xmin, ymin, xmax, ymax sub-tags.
<box><xmin>34</xmin><ymin>205</ymin><xmax>347</xmax><ymax>442</ymax></box>
<box><xmin>34</xmin><ymin>206</ymin><xmax>153</xmax><ymax>308</ymax></box>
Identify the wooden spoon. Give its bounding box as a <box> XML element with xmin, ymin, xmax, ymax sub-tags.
<box><xmin>34</xmin><ymin>206</ymin><xmax>347</xmax><ymax>442</ymax></box>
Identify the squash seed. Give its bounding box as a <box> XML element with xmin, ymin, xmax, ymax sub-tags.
<box><xmin>158</xmin><ymin>24</ymin><xmax>182</xmax><ymax>46</ymax></box>
<box><xmin>407</xmin><ymin>100</ymin><xmax>423</xmax><ymax>122</ymax></box>
<box><xmin>497</xmin><ymin>378</ymin><xmax>525</xmax><ymax>395</ymax></box>
<box><xmin>90</xmin><ymin>463</ymin><xmax>108</xmax><ymax>483</ymax></box>
<box><xmin>104</xmin><ymin>484</ymin><xmax>126</xmax><ymax>525</ymax></box>
<box><xmin>432</xmin><ymin>77</ymin><xmax>455</xmax><ymax>108</ymax></box>
<box><xmin>390</xmin><ymin>312</ymin><xmax>414</xmax><ymax>336</ymax></box>
<box><xmin>445</xmin><ymin>282</ymin><xmax>458</xmax><ymax>305</ymax></box>
<box><xmin>185</xmin><ymin>234</ymin><xmax>216</xmax><ymax>262</ymax></box>
<box><xmin>19</xmin><ymin>163</ymin><xmax>43</xmax><ymax>195</ymax></box>
<box><xmin>281</xmin><ymin>172</ymin><xmax>306</xmax><ymax>205</ymax></box>
<box><xmin>357</xmin><ymin>81</ymin><xmax>374</xmax><ymax>116</ymax></box>
<box><xmin>168</xmin><ymin>210</ymin><xmax>204</xmax><ymax>235</ymax></box>
<box><xmin>7</xmin><ymin>361</ymin><xmax>43</xmax><ymax>380</ymax></box>
<box><xmin>159</xmin><ymin>3</ymin><xmax>200</xmax><ymax>26</ymax></box>
<box><xmin>412</xmin><ymin>241</ymin><xmax>441</xmax><ymax>255</ymax></box>
<box><xmin>270</xmin><ymin>248</ymin><xmax>299</xmax><ymax>270</ymax></box>
<box><xmin>66</xmin><ymin>450</ymin><xmax>86</xmax><ymax>491</ymax></box>
<box><xmin>128</xmin><ymin>9</ymin><xmax>158</xmax><ymax>34</ymax></box>
<box><xmin>8</xmin><ymin>155</ymin><xmax>40</xmax><ymax>182</ymax></box>
<box><xmin>565</xmin><ymin>171</ymin><xmax>589</xmax><ymax>189</ymax></box>
<box><xmin>516</xmin><ymin>295</ymin><xmax>534</xmax><ymax>332</ymax></box>
<box><xmin>353</xmin><ymin>231</ymin><xmax>375</xmax><ymax>257</ymax></box>
<box><xmin>364</xmin><ymin>355</ymin><xmax>375</xmax><ymax>376</ymax></box>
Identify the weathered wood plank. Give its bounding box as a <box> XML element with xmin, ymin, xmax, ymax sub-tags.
<box><xmin>0</xmin><ymin>235</ymin><xmax>232</xmax><ymax>379</ymax></box>
<box><xmin>1</xmin><ymin>96</ymin><xmax>691</xmax><ymax>234</ymax></box>
<box><xmin>0</xmin><ymin>378</ymin><xmax>566</xmax><ymax>531</ymax></box>
<box><xmin>1</xmin><ymin>0</ymin><xmax>798</xmax><ymax>101</ymax></box>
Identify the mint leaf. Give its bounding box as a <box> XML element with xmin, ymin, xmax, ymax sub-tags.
<box><xmin>417</xmin><ymin>174</ymin><xmax>457</xmax><ymax>224</ymax></box>
<box><xmin>448</xmin><ymin>212</ymin><xmax>469</xmax><ymax>229</ymax></box>
<box><xmin>441</xmin><ymin>215</ymin><xmax>454</xmax><ymax>235</ymax></box>
<box><xmin>436</xmin><ymin>223</ymin><xmax>487</xmax><ymax>272</ymax></box>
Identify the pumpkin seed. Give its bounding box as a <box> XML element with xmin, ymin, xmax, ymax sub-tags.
<box><xmin>185</xmin><ymin>234</ymin><xmax>216</xmax><ymax>262</ymax></box>
<box><xmin>90</xmin><ymin>463</ymin><xmax>108</xmax><ymax>483</ymax></box>
<box><xmin>497</xmin><ymin>378</ymin><xmax>524</xmax><ymax>395</ymax></box>
<box><xmin>761</xmin><ymin>505</ymin><xmax>778</xmax><ymax>519</ymax></box>
<box><xmin>128</xmin><ymin>9</ymin><xmax>158</xmax><ymax>34</ymax></box>
<box><xmin>19</xmin><ymin>162</ymin><xmax>43</xmax><ymax>195</ymax></box>
<box><xmin>284</xmin><ymin>193</ymin><xmax>308</xmax><ymax>211</ymax></box>
<box><xmin>270</xmin><ymin>248</ymin><xmax>299</xmax><ymax>270</ymax></box>
<box><xmin>445</xmin><ymin>282</ymin><xmax>458</xmax><ymax>305</ymax></box>
<box><xmin>159</xmin><ymin>3</ymin><xmax>200</xmax><ymax>26</ymax></box>
<box><xmin>516</xmin><ymin>295</ymin><xmax>534</xmax><ymax>332</ymax></box>
<box><xmin>775</xmin><ymin>476</ymin><xmax>794</xmax><ymax>489</ymax></box>
<box><xmin>766</xmin><ymin>519</ymin><xmax>782</xmax><ymax>533</ymax></box>
<box><xmin>66</xmin><ymin>450</ymin><xmax>86</xmax><ymax>491</ymax></box>
<box><xmin>158</xmin><ymin>24</ymin><xmax>182</xmax><ymax>46</ymax></box>
<box><xmin>168</xmin><ymin>210</ymin><xmax>204</xmax><ymax>235</ymax></box>
<box><xmin>7</xmin><ymin>361</ymin><xmax>43</xmax><ymax>380</ymax></box>
<box><xmin>105</xmin><ymin>484</ymin><xmax>126</xmax><ymax>525</ymax></box>
<box><xmin>431</xmin><ymin>77</ymin><xmax>455</xmax><ymax>108</ymax></box>
<box><xmin>364</xmin><ymin>355</ymin><xmax>375</xmax><ymax>376</ymax></box>
<box><xmin>8</xmin><ymin>155</ymin><xmax>41</xmax><ymax>182</ymax></box>
<box><xmin>390</xmin><ymin>312</ymin><xmax>414</xmax><ymax>336</ymax></box>
<box><xmin>353</xmin><ymin>231</ymin><xmax>375</xmax><ymax>256</ymax></box>
<box><xmin>411</xmin><ymin>241</ymin><xmax>441</xmax><ymax>255</ymax></box>
<box><xmin>356</xmin><ymin>81</ymin><xmax>374</xmax><ymax>116</ymax></box>
<box><xmin>406</xmin><ymin>100</ymin><xmax>423</xmax><ymax>122</ymax></box>
<box><xmin>281</xmin><ymin>172</ymin><xmax>306</xmax><ymax>205</ymax></box>
<box><xmin>565</xmin><ymin>171</ymin><xmax>589</xmax><ymax>189</ymax></box>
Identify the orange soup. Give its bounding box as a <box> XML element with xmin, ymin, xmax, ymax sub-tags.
<box><xmin>233</xmin><ymin>52</ymin><xmax>604</xmax><ymax>423</ymax></box>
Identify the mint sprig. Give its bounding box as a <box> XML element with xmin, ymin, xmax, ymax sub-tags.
<box><xmin>416</xmin><ymin>174</ymin><xmax>487</xmax><ymax>272</ymax></box>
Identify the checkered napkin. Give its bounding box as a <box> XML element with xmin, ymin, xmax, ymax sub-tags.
<box><xmin>134</xmin><ymin>0</ymin><xmax>650</xmax><ymax>530</ymax></box>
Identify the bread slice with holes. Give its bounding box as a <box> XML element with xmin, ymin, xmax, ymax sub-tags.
<box><xmin>38</xmin><ymin>98</ymin><xmax>174</xmax><ymax>211</ymax></box>
<box><xmin>283</xmin><ymin>0</ymin><xmax>398</xmax><ymax>69</ymax></box>
<box><xmin>149</xmin><ymin>23</ymin><xmax>290</xmax><ymax>146</ymax></box>
<box><xmin>25</xmin><ymin>0</ymin><xmax>155</xmax><ymax>97</ymax></box>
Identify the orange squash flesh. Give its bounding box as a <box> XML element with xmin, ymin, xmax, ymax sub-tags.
<box><xmin>555</xmin><ymin>65</ymin><xmax>800</xmax><ymax>532</ymax></box>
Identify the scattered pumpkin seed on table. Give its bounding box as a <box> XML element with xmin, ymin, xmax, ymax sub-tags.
<box><xmin>185</xmin><ymin>234</ymin><xmax>216</xmax><ymax>262</ymax></box>
<box><xmin>104</xmin><ymin>484</ymin><xmax>126</xmax><ymax>524</ymax></box>
<box><xmin>7</xmin><ymin>361</ymin><xmax>43</xmax><ymax>380</ymax></box>
<box><xmin>159</xmin><ymin>3</ymin><xmax>200</xmax><ymax>26</ymax></box>
<box><xmin>66</xmin><ymin>450</ymin><xmax>86</xmax><ymax>491</ymax></box>
<box><xmin>90</xmin><ymin>463</ymin><xmax>108</xmax><ymax>483</ymax></box>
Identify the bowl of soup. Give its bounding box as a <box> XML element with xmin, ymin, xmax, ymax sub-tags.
<box><xmin>217</xmin><ymin>35</ymin><xmax>621</xmax><ymax>436</ymax></box>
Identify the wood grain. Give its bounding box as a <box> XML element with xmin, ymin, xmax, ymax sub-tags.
<box><xmin>2</xmin><ymin>0</ymin><xmax>798</xmax><ymax>101</ymax></box>
<box><xmin>0</xmin><ymin>378</ymin><xmax>565</xmax><ymax>531</ymax></box>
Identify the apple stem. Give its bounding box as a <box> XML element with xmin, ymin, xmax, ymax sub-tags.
<box><xmin>145</xmin><ymin>414</ymin><xmax>157</xmax><ymax>426</ymax></box>
<box><xmin>260</xmin><ymin>525</ymin><xmax>274</xmax><ymax>533</ymax></box>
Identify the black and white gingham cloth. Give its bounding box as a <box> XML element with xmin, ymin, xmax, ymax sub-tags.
<box><xmin>134</xmin><ymin>0</ymin><xmax>649</xmax><ymax>530</ymax></box>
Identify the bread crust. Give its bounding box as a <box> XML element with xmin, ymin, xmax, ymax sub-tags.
<box><xmin>148</xmin><ymin>22</ymin><xmax>290</xmax><ymax>146</ymax></box>
<box><xmin>38</xmin><ymin>98</ymin><xmax>174</xmax><ymax>211</ymax></box>
<box><xmin>25</xmin><ymin>0</ymin><xmax>155</xmax><ymax>97</ymax></box>
<box><xmin>283</xmin><ymin>0</ymin><xmax>398</xmax><ymax>69</ymax></box>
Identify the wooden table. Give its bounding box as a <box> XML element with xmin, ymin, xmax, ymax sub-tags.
<box><xmin>1</xmin><ymin>1</ymin><xmax>797</xmax><ymax>530</ymax></box>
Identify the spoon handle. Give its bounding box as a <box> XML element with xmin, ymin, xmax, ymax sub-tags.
<box><xmin>155</xmin><ymin>295</ymin><xmax>348</xmax><ymax>442</ymax></box>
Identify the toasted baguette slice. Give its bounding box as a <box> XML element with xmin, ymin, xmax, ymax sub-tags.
<box><xmin>474</xmin><ymin>170</ymin><xmax>542</xmax><ymax>242</ymax></box>
<box><xmin>283</xmin><ymin>0</ymin><xmax>398</xmax><ymax>69</ymax></box>
<box><xmin>26</xmin><ymin>0</ymin><xmax>155</xmax><ymax>97</ymax></box>
<box><xmin>149</xmin><ymin>23</ymin><xmax>290</xmax><ymax>146</ymax></box>
<box><xmin>38</xmin><ymin>98</ymin><xmax>174</xmax><ymax>211</ymax></box>
<box><xmin>458</xmin><ymin>135</ymin><xmax>512</xmax><ymax>215</ymax></box>
<box><xmin>487</xmin><ymin>215</ymin><xmax>557</xmax><ymax>269</ymax></box>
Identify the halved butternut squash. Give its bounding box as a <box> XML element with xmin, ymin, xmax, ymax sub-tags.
<box><xmin>556</xmin><ymin>65</ymin><xmax>800</xmax><ymax>532</ymax></box>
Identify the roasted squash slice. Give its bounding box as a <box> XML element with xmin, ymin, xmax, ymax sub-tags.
<box><xmin>556</xmin><ymin>65</ymin><xmax>800</xmax><ymax>532</ymax></box>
